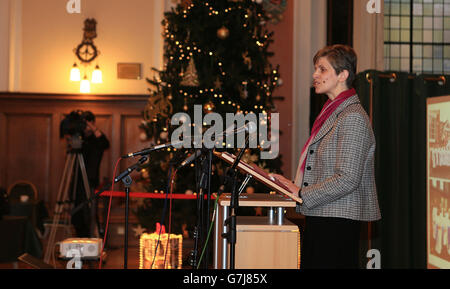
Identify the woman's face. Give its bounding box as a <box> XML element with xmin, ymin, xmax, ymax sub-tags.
<box><xmin>312</xmin><ymin>57</ymin><xmax>348</xmax><ymax>99</ymax></box>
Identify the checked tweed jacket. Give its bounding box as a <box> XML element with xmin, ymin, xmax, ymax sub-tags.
<box><xmin>295</xmin><ymin>94</ymin><xmax>381</xmax><ymax>222</ymax></box>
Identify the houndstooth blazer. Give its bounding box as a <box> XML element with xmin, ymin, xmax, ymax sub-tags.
<box><xmin>296</xmin><ymin>94</ymin><xmax>381</xmax><ymax>222</ymax></box>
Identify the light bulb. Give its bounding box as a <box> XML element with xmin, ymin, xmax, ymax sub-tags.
<box><xmin>70</xmin><ymin>63</ymin><xmax>81</xmax><ymax>81</ymax></box>
<box><xmin>80</xmin><ymin>75</ymin><xmax>91</xmax><ymax>93</ymax></box>
<box><xmin>91</xmin><ymin>65</ymin><xmax>102</xmax><ymax>83</ymax></box>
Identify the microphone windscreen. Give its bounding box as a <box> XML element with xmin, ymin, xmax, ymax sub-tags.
<box><xmin>247</xmin><ymin>122</ymin><xmax>258</xmax><ymax>134</ymax></box>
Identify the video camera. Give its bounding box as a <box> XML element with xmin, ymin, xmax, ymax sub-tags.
<box><xmin>60</xmin><ymin>110</ymin><xmax>95</xmax><ymax>150</ymax></box>
<box><xmin>60</xmin><ymin>110</ymin><xmax>95</xmax><ymax>138</ymax></box>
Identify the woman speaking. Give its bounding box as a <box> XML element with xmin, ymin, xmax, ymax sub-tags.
<box><xmin>271</xmin><ymin>45</ymin><xmax>381</xmax><ymax>269</ymax></box>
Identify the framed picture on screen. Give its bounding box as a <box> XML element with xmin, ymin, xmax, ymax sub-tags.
<box><xmin>427</xmin><ymin>95</ymin><xmax>450</xmax><ymax>269</ymax></box>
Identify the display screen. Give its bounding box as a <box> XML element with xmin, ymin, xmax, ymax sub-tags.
<box><xmin>427</xmin><ymin>95</ymin><xmax>450</xmax><ymax>269</ymax></box>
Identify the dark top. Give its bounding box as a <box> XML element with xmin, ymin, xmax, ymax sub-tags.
<box><xmin>82</xmin><ymin>133</ymin><xmax>110</xmax><ymax>189</ymax></box>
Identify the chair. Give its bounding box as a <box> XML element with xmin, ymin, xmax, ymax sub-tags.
<box><xmin>6</xmin><ymin>180</ymin><xmax>45</xmax><ymax>250</ymax></box>
<box><xmin>7</xmin><ymin>180</ymin><xmax>38</xmax><ymax>205</ymax></box>
<box><xmin>7</xmin><ymin>181</ymin><xmax>39</xmax><ymax>227</ymax></box>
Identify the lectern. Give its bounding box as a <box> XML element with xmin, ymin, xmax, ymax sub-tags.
<box><xmin>214</xmin><ymin>193</ymin><xmax>300</xmax><ymax>269</ymax></box>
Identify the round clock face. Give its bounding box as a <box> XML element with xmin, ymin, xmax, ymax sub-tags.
<box><xmin>75</xmin><ymin>42</ymin><xmax>98</xmax><ymax>63</ymax></box>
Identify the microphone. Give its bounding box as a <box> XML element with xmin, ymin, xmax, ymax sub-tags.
<box><xmin>190</xmin><ymin>121</ymin><xmax>257</xmax><ymax>147</ymax></box>
<box><xmin>122</xmin><ymin>140</ymin><xmax>184</xmax><ymax>158</ymax></box>
<box><xmin>177</xmin><ymin>122</ymin><xmax>257</xmax><ymax>169</ymax></box>
<box><xmin>177</xmin><ymin>149</ymin><xmax>203</xmax><ymax>170</ymax></box>
<box><xmin>123</xmin><ymin>122</ymin><xmax>257</xmax><ymax>158</ymax></box>
<box><xmin>224</xmin><ymin>121</ymin><xmax>257</xmax><ymax>136</ymax></box>
<box><xmin>114</xmin><ymin>156</ymin><xmax>148</xmax><ymax>183</ymax></box>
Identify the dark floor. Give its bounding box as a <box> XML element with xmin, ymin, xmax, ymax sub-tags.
<box><xmin>0</xmin><ymin>245</ymin><xmax>140</xmax><ymax>269</ymax></box>
<box><xmin>0</xmin><ymin>238</ymin><xmax>196</xmax><ymax>269</ymax></box>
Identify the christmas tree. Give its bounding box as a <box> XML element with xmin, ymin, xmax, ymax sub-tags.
<box><xmin>135</xmin><ymin>0</ymin><xmax>285</xmax><ymax>235</ymax></box>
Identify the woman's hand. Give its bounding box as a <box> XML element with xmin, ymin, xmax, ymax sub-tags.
<box><xmin>269</xmin><ymin>173</ymin><xmax>301</xmax><ymax>197</ymax></box>
<box><xmin>86</xmin><ymin>121</ymin><xmax>102</xmax><ymax>138</ymax></box>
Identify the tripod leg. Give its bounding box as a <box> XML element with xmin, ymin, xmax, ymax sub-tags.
<box><xmin>71</xmin><ymin>158</ymin><xmax>80</xmax><ymax>205</ymax></box>
<box><xmin>44</xmin><ymin>153</ymin><xmax>71</xmax><ymax>263</ymax></box>
<box><xmin>44</xmin><ymin>153</ymin><xmax>77</xmax><ymax>263</ymax></box>
<box><xmin>77</xmin><ymin>153</ymin><xmax>92</xmax><ymax>206</ymax></box>
<box><xmin>77</xmin><ymin>153</ymin><xmax>99</xmax><ymax>238</ymax></box>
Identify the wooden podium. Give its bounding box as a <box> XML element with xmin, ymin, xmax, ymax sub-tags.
<box><xmin>214</xmin><ymin>193</ymin><xmax>300</xmax><ymax>269</ymax></box>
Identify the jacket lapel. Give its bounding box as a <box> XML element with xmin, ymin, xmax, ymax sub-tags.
<box><xmin>311</xmin><ymin>94</ymin><xmax>360</xmax><ymax>145</ymax></box>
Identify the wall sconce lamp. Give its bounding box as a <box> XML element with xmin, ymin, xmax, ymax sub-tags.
<box><xmin>70</xmin><ymin>18</ymin><xmax>102</xmax><ymax>93</ymax></box>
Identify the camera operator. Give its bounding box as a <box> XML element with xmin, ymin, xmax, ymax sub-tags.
<box><xmin>80</xmin><ymin>111</ymin><xmax>109</xmax><ymax>194</ymax></box>
<box><xmin>78</xmin><ymin>111</ymin><xmax>109</xmax><ymax>238</ymax></box>
<box><xmin>64</xmin><ymin>110</ymin><xmax>110</xmax><ymax>238</ymax></box>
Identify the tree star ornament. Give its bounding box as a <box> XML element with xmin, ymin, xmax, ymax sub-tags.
<box><xmin>133</xmin><ymin>224</ymin><xmax>147</xmax><ymax>237</ymax></box>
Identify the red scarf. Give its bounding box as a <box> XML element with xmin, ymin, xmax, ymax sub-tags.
<box><xmin>294</xmin><ymin>88</ymin><xmax>356</xmax><ymax>186</ymax></box>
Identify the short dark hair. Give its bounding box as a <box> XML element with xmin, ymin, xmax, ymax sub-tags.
<box><xmin>82</xmin><ymin>110</ymin><xmax>95</xmax><ymax>122</ymax></box>
<box><xmin>313</xmin><ymin>44</ymin><xmax>357</xmax><ymax>88</ymax></box>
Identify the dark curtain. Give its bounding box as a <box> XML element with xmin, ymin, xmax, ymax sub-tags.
<box><xmin>353</xmin><ymin>70</ymin><xmax>450</xmax><ymax>268</ymax></box>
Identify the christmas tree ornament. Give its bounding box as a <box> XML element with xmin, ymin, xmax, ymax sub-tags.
<box><xmin>240</xmin><ymin>81</ymin><xmax>249</xmax><ymax>99</ymax></box>
<box><xmin>217</xmin><ymin>26</ymin><xmax>230</xmax><ymax>40</ymax></box>
<box><xmin>262</xmin><ymin>0</ymin><xmax>287</xmax><ymax>24</ymax></box>
<box><xmin>277</xmin><ymin>77</ymin><xmax>283</xmax><ymax>86</ymax></box>
<box><xmin>242</xmin><ymin>51</ymin><xmax>252</xmax><ymax>70</ymax></box>
<box><xmin>203</xmin><ymin>101</ymin><xmax>215</xmax><ymax>114</ymax></box>
<box><xmin>160</xmin><ymin>131</ymin><xmax>169</xmax><ymax>140</ymax></box>
<box><xmin>140</xmin><ymin>131</ymin><xmax>148</xmax><ymax>141</ymax></box>
<box><xmin>180</xmin><ymin>58</ymin><xmax>199</xmax><ymax>87</ymax></box>
<box><xmin>246</xmin><ymin>186</ymin><xmax>255</xmax><ymax>194</ymax></box>
<box><xmin>140</xmin><ymin>168</ymin><xmax>149</xmax><ymax>179</ymax></box>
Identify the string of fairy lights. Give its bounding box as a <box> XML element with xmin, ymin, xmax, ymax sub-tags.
<box><xmin>143</xmin><ymin>0</ymin><xmax>280</xmax><ymax>151</ymax></box>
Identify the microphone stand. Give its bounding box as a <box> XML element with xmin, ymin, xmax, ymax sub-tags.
<box><xmin>221</xmin><ymin>134</ymin><xmax>249</xmax><ymax>269</ymax></box>
<box><xmin>113</xmin><ymin>156</ymin><xmax>147</xmax><ymax>269</ymax></box>
<box><xmin>71</xmin><ymin>181</ymin><xmax>112</xmax><ymax>217</ymax></box>
<box><xmin>205</xmin><ymin>149</ymin><xmax>213</xmax><ymax>268</ymax></box>
<box><xmin>189</xmin><ymin>148</ymin><xmax>213</xmax><ymax>269</ymax></box>
<box><xmin>190</xmin><ymin>154</ymin><xmax>205</xmax><ymax>269</ymax></box>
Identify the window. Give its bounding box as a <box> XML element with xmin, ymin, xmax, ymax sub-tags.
<box><xmin>384</xmin><ymin>0</ymin><xmax>450</xmax><ymax>74</ymax></box>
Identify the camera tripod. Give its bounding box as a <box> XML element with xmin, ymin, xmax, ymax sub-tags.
<box><xmin>43</xmin><ymin>146</ymin><xmax>93</xmax><ymax>264</ymax></box>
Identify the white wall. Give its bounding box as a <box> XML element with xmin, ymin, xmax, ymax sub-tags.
<box><xmin>291</xmin><ymin>0</ymin><xmax>327</xmax><ymax>178</ymax></box>
<box><xmin>353</xmin><ymin>0</ymin><xmax>384</xmax><ymax>72</ymax></box>
<box><xmin>3</xmin><ymin>0</ymin><xmax>166</xmax><ymax>94</ymax></box>
<box><xmin>0</xmin><ymin>0</ymin><xmax>10</xmax><ymax>91</ymax></box>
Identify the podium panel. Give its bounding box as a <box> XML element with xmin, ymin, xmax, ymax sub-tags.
<box><xmin>235</xmin><ymin>216</ymin><xmax>300</xmax><ymax>269</ymax></box>
<box><xmin>214</xmin><ymin>193</ymin><xmax>300</xmax><ymax>269</ymax></box>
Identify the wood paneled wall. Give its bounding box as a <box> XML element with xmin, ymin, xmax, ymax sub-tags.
<box><xmin>0</xmin><ymin>93</ymin><xmax>149</xmax><ymax>212</ymax></box>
